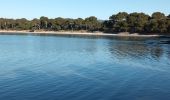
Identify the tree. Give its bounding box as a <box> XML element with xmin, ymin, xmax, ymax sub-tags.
<box><xmin>15</xmin><ymin>18</ymin><xmax>30</xmax><ymax>30</ymax></box>
<box><xmin>115</xmin><ymin>21</ymin><xmax>128</xmax><ymax>32</ymax></box>
<box><xmin>108</xmin><ymin>12</ymin><xmax>129</xmax><ymax>32</ymax></box>
<box><xmin>167</xmin><ymin>14</ymin><xmax>170</xmax><ymax>18</ymax></box>
<box><xmin>127</xmin><ymin>13</ymin><xmax>149</xmax><ymax>32</ymax></box>
<box><xmin>0</xmin><ymin>11</ymin><xmax>169</xmax><ymax>34</ymax></box>
<box><xmin>84</xmin><ymin>16</ymin><xmax>101</xmax><ymax>31</ymax></box>
<box><xmin>152</xmin><ymin>12</ymin><xmax>166</xmax><ymax>20</ymax></box>
<box><xmin>0</xmin><ymin>18</ymin><xmax>8</xmax><ymax>30</ymax></box>
<box><xmin>31</xmin><ymin>18</ymin><xmax>40</xmax><ymax>30</ymax></box>
<box><xmin>146</xmin><ymin>19</ymin><xmax>159</xmax><ymax>32</ymax></box>
<box><xmin>40</xmin><ymin>16</ymin><xmax>49</xmax><ymax>29</ymax></box>
<box><xmin>150</xmin><ymin>12</ymin><xmax>167</xmax><ymax>33</ymax></box>
<box><xmin>110</xmin><ymin>12</ymin><xmax>128</xmax><ymax>21</ymax></box>
<box><xmin>157</xmin><ymin>19</ymin><xmax>167</xmax><ymax>33</ymax></box>
<box><xmin>166</xmin><ymin>19</ymin><xmax>170</xmax><ymax>33</ymax></box>
<box><xmin>54</xmin><ymin>17</ymin><xmax>66</xmax><ymax>30</ymax></box>
<box><xmin>74</xmin><ymin>18</ymin><xmax>84</xmax><ymax>30</ymax></box>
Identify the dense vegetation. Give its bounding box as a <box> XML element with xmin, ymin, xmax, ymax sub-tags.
<box><xmin>0</xmin><ymin>12</ymin><xmax>170</xmax><ymax>34</ymax></box>
<box><xmin>104</xmin><ymin>12</ymin><xmax>170</xmax><ymax>34</ymax></box>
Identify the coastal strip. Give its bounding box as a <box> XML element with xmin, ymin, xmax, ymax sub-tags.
<box><xmin>0</xmin><ymin>30</ymin><xmax>162</xmax><ymax>38</ymax></box>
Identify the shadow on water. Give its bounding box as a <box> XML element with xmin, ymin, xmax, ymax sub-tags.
<box><xmin>160</xmin><ymin>40</ymin><xmax>170</xmax><ymax>44</ymax></box>
<box><xmin>107</xmin><ymin>36</ymin><xmax>170</xmax><ymax>62</ymax></box>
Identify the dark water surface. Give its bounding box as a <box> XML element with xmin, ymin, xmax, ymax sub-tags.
<box><xmin>0</xmin><ymin>34</ymin><xmax>170</xmax><ymax>100</ymax></box>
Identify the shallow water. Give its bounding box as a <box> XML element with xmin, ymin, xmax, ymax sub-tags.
<box><xmin>0</xmin><ymin>34</ymin><xmax>170</xmax><ymax>100</ymax></box>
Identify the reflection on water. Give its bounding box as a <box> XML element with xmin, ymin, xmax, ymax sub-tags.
<box><xmin>0</xmin><ymin>35</ymin><xmax>170</xmax><ymax>100</ymax></box>
<box><xmin>109</xmin><ymin>40</ymin><xmax>165</xmax><ymax>61</ymax></box>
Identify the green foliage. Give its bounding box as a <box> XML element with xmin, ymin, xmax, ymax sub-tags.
<box><xmin>110</xmin><ymin>12</ymin><xmax>128</xmax><ymax>21</ymax></box>
<box><xmin>152</xmin><ymin>12</ymin><xmax>166</xmax><ymax>20</ymax></box>
<box><xmin>0</xmin><ymin>12</ymin><xmax>169</xmax><ymax>34</ymax></box>
<box><xmin>167</xmin><ymin>19</ymin><xmax>170</xmax><ymax>33</ymax></box>
<box><xmin>40</xmin><ymin>16</ymin><xmax>49</xmax><ymax>29</ymax></box>
<box><xmin>104</xmin><ymin>12</ymin><xmax>170</xmax><ymax>34</ymax></box>
<box><xmin>147</xmin><ymin>19</ymin><xmax>159</xmax><ymax>32</ymax></box>
<box><xmin>84</xmin><ymin>16</ymin><xmax>100</xmax><ymax>31</ymax></box>
<box><xmin>168</xmin><ymin>15</ymin><xmax>170</xmax><ymax>18</ymax></box>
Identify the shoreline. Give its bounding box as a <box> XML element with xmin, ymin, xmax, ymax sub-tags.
<box><xmin>0</xmin><ymin>30</ymin><xmax>165</xmax><ymax>37</ymax></box>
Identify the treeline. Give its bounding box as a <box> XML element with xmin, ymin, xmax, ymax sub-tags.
<box><xmin>0</xmin><ymin>12</ymin><xmax>170</xmax><ymax>34</ymax></box>
<box><xmin>104</xmin><ymin>12</ymin><xmax>170</xmax><ymax>34</ymax></box>
<box><xmin>0</xmin><ymin>16</ymin><xmax>101</xmax><ymax>32</ymax></box>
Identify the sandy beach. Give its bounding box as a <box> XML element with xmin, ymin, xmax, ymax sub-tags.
<box><xmin>0</xmin><ymin>30</ymin><xmax>161</xmax><ymax>37</ymax></box>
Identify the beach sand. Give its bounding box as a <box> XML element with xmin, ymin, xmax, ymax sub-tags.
<box><xmin>0</xmin><ymin>30</ymin><xmax>161</xmax><ymax>37</ymax></box>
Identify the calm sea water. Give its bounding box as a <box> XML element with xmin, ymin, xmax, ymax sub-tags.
<box><xmin>0</xmin><ymin>34</ymin><xmax>170</xmax><ymax>100</ymax></box>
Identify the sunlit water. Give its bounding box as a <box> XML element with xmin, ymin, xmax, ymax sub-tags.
<box><xmin>0</xmin><ymin>34</ymin><xmax>170</xmax><ymax>100</ymax></box>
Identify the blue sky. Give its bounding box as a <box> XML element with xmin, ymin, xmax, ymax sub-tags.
<box><xmin>0</xmin><ymin>0</ymin><xmax>169</xmax><ymax>20</ymax></box>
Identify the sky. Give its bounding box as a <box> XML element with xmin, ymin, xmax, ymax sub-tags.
<box><xmin>0</xmin><ymin>0</ymin><xmax>169</xmax><ymax>20</ymax></box>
